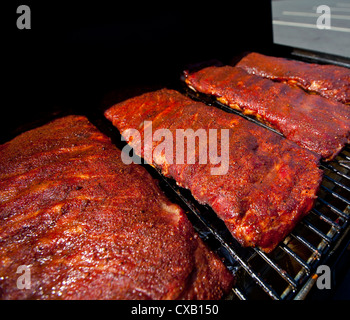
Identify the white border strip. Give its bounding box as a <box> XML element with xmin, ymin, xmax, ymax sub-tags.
<box><xmin>312</xmin><ymin>6</ymin><xmax>350</xmax><ymax>12</ymax></box>
<box><xmin>273</xmin><ymin>20</ymin><xmax>350</xmax><ymax>33</ymax></box>
<box><xmin>283</xmin><ymin>11</ymin><xmax>350</xmax><ymax>20</ymax></box>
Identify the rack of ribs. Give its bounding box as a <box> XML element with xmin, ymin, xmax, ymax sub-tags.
<box><xmin>185</xmin><ymin>66</ymin><xmax>350</xmax><ymax>160</ymax></box>
<box><xmin>0</xmin><ymin>115</ymin><xmax>234</xmax><ymax>300</ymax></box>
<box><xmin>236</xmin><ymin>52</ymin><xmax>350</xmax><ymax>104</ymax></box>
<box><xmin>105</xmin><ymin>89</ymin><xmax>323</xmax><ymax>253</ymax></box>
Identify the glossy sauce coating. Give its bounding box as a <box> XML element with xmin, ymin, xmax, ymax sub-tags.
<box><xmin>105</xmin><ymin>89</ymin><xmax>323</xmax><ymax>253</ymax></box>
<box><xmin>185</xmin><ymin>66</ymin><xmax>350</xmax><ymax>160</ymax></box>
<box><xmin>0</xmin><ymin>115</ymin><xmax>234</xmax><ymax>299</ymax></box>
<box><xmin>237</xmin><ymin>52</ymin><xmax>350</xmax><ymax>104</ymax></box>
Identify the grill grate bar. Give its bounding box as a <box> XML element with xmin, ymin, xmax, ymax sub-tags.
<box><xmin>232</xmin><ymin>287</ymin><xmax>247</xmax><ymax>300</ymax></box>
<box><xmin>341</xmin><ymin>154</ymin><xmax>350</xmax><ymax>161</ymax></box>
<box><xmin>323</xmin><ymin>174</ymin><xmax>350</xmax><ymax>193</ymax></box>
<box><xmin>253</xmin><ymin>248</ymin><xmax>298</xmax><ymax>289</ymax></box>
<box><xmin>236</xmin><ymin>265</ymin><xmax>281</xmax><ymax>300</ymax></box>
<box><xmin>301</xmin><ymin>219</ymin><xmax>333</xmax><ymax>243</ymax></box>
<box><xmin>320</xmin><ymin>185</ymin><xmax>350</xmax><ymax>207</ymax></box>
<box><xmin>311</xmin><ymin>208</ymin><xmax>342</xmax><ymax>230</ymax></box>
<box><xmin>289</xmin><ymin>232</ymin><xmax>320</xmax><ymax>256</ymax></box>
<box><xmin>316</xmin><ymin>197</ymin><xmax>349</xmax><ymax>219</ymax></box>
<box><xmin>335</xmin><ymin>159</ymin><xmax>350</xmax><ymax>171</ymax></box>
<box><xmin>279</xmin><ymin>243</ymin><xmax>311</xmax><ymax>273</ymax></box>
<box><xmin>321</xmin><ymin>163</ymin><xmax>350</xmax><ymax>180</ymax></box>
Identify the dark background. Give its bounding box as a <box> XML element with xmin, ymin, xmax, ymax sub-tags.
<box><xmin>4</xmin><ymin>0</ymin><xmax>275</xmax><ymax>142</ymax></box>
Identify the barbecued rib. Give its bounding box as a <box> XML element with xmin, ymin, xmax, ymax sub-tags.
<box><xmin>0</xmin><ymin>115</ymin><xmax>234</xmax><ymax>300</ymax></box>
<box><xmin>105</xmin><ymin>89</ymin><xmax>323</xmax><ymax>253</ymax></box>
<box><xmin>185</xmin><ymin>66</ymin><xmax>350</xmax><ymax>160</ymax></box>
<box><xmin>236</xmin><ymin>52</ymin><xmax>350</xmax><ymax>104</ymax></box>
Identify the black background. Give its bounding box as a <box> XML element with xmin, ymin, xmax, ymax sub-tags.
<box><xmin>4</xmin><ymin>0</ymin><xmax>274</xmax><ymax>142</ymax></box>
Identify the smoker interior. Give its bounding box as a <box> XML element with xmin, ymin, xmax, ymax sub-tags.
<box><xmin>4</xmin><ymin>74</ymin><xmax>350</xmax><ymax>300</ymax></box>
<box><xmin>6</xmin><ymin>2</ymin><xmax>350</xmax><ymax>300</ymax></box>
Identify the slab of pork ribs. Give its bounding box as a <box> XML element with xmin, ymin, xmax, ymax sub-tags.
<box><xmin>0</xmin><ymin>115</ymin><xmax>234</xmax><ymax>299</ymax></box>
<box><xmin>105</xmin><ymin>89</ymin><xmax>323</xmax><ymax>253</ymax></box>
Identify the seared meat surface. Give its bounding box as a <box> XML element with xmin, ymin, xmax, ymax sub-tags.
<box><xmin>185</xmin><ymin>66</ymin><xmax>350</xmax><ymax>160</ymax></box>
<box><xmin>105</xmin><ymin>89</ymin><xmax>323</xmax><ymax>253</ymax></box>
<box><xmin>236</xmin><ymin>52</ymin><xmax>350</xmax><ymax>104</ymax></box>
<box><xmin>0</xmin><ymin>115</ymin><xmax>234</xmax><ymax>300</ymax></box>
